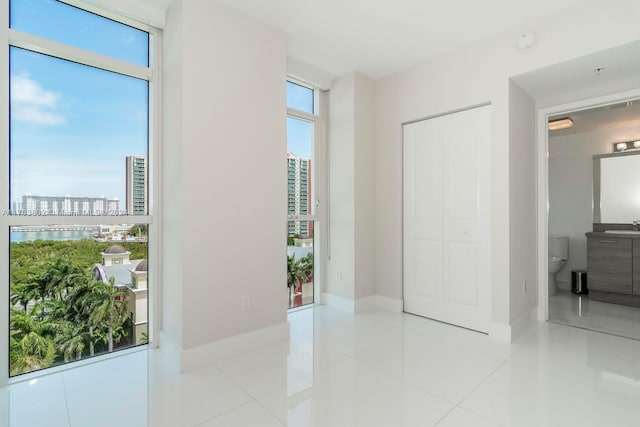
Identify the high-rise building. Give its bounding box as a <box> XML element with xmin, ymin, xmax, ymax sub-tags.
<box><xmin>287</xmin><ymin>152</ymin><xmax>312</xmax><ymax>237</ymax></box>
<box><xmin>126</xmin><ymin>156</ymin><xmax>148</xmax><ymax>215</ymax></box>
<box><xmin>19</xmin><ymin>194</ymin><xmax>119</xmax><ymax>215</ymax></box>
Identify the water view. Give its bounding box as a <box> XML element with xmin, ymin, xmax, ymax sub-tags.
<box><xmin>11</xmin><ymin>228</ymin><xmax>96</xmax><ymax>242</ymax></box>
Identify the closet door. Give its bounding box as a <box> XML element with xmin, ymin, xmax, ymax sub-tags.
<box><xmin>403</xmin><ymin>106</ymin><xmax>491</xmax><ymax>333</ymax></box>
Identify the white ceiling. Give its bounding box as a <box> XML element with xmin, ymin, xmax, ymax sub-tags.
<box><xmin>548</xmin><ymin>100</ymin><xmax>640</xmax><ymax>137</ymax></box>
<box><xmin>513</xmin><ymin>40</ymin><xmax>640</xmax><ymax>105</ymax></box>
<box><xmin>200</xmin><ymin>0</ymin><xmax>587</xmax><ymax>79</ymax></box>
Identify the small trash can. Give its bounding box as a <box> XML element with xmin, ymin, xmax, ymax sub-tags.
<box><xmin>571</xmin><ymin>270</ymin><xmax>588</xmax><ymax>295</ymax></box>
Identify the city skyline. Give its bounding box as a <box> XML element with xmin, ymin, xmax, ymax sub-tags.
<box><xmin>9</xmin><ymin>39</ymin><xmax>148</xmax><ymax>208</ymax></box>
<box><xmin>11</xmin><ymin>154</ymin><xmax>147</xmax><ymax>215</ymax></box>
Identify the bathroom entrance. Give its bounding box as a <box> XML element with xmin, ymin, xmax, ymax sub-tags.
<box><xmin>541</xmin><ymin>93</ymin><xmax>640</xmax><ymax>341</ymax></box>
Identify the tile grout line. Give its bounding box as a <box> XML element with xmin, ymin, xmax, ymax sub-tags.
<box><xmin>192</xmin><ymin>401</ymin><xmax>286</xmax><ymax>427</ymax></box>
<box><xmin>207</xmin><ymin>362</ymin><xmax>288</xmax><ymax>427</ymax></box>
<box><xmin>453</xmin><ymin>353</ymin><xmax>512</xmax><ymax>408</ymax></box>
<box><xmin>253</xmin><ymin>397</ymin><xmax>288</xmax><ymax>427</ymax></box>
<box><xmin>432</xmin><ymin>404</ymin><xmax>459</xmax><ymax>426</ymax></box>
<box><xmin>60</xmin><ymin>373</ymin><xmax>74</xmax><ymax>427</ymax></box>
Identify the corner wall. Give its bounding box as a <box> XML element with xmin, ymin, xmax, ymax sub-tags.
<box><xmin>162</xmin><ymin>0</ymin><xmax>287</xmax><ymax>366</ymax></box>
<box><xmin>508</xmin><ymin>80</ymin><xmax>537</xmax><ymax>323</ymax></box>
<box><xmin>326</xmin><ymin>72</ymin><xmax>376</xmax><ymax>310</ymax></box>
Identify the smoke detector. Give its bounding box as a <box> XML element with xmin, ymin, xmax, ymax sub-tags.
<box><xmin>517</xmin><ymin>32</ymin><xmax>536</xmax><ymax>50</ymax></box>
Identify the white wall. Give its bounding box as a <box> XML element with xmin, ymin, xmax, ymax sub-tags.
<box><xmin>374</xmin><ymin>0</ymin><xmax>640</xmax><ymax>330</ymax></box>
<box><xmin>327</xmin><ymin>73</ymin><xmax>356</xmax><ymax>300</ymax></box>
<box><xmin>161</xmin><ymin>0</ymin><xmax>184</xmax><ymax>347</ymax></box>
<box><xmin>162</xmin><ymin>0</ymin><xmax>287</xmax><ymax>355</ymax></box>
<box><xmin>509</xmin><ymin>81</ymin><xmax>537</xmax><ymax>320</ymax></box>
<box><xmin>326</xmin><ymin>72</ymin><xmax>376</xmax><ymax>307</ymax></box>
<box><xmin>354</xmin><ymin>74</ymin><xmax>376</xmax><ymax>300</ymax></box>
<box><xmin>549</xmin><ymin>124</ymin><xmax>640</xmax><ymax>288</ymax></box>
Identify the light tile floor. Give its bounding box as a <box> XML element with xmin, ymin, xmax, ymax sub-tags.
<box><xmin>3</xmin><ymin>305</ymin><xmax>640</xmax><ymax>426</ymax></box>
<box><xmin>549</xmin><ymin>291</ymin><xmax>640</xmax><ymax>340</ymax></box>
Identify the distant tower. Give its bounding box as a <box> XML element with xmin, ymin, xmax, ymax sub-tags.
<box><xmin>287</xmin><ymin>152</ymin><xmax>312</xmax><ymax>236</ymax></box>
<box><xmin>126</xmin><ymin>156</ymin><xmax>147</xmax><ymax>215</ymax></box>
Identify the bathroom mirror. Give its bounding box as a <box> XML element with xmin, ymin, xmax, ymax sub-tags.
<box><xmin>593</xmin><ymin>151</ymin><xmax>640</xmax><ymax>223</ymax></box>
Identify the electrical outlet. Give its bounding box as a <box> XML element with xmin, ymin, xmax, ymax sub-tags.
<box><xmin>523</xmin><ymin>281</ymin><xmax>527</xmax><ymax>294</ymax></box>
<box><xmin>241</xmin><ymin>295</ymin><xmax>251</xmax><ymax>311</ymax></box>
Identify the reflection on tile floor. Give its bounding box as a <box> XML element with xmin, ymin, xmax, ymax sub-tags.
<box><xmin>4</xmin><ymin>305</ymin><xmax>640</xmax><ymax>426</ymax></box>
<box><xmin>549</xmin><ymin>292</ymin><xmax>640</xmax><ymax>340</ymax></box>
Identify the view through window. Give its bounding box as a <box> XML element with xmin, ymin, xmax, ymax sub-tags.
<box><xmin>287</xmin><ymin>81</ymin><xmax>317</xmax><ymax>309</ymax></box>
<box><xmin>5</xmin><ymin>0</ymin><xmax>154</xmax><ymax>377</ymax></box>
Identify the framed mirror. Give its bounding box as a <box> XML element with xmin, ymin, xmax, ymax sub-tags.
<box><xmin>593</xmin><ymin>151</ymin><xmax>640</xmax><ymax>223</ymax></box>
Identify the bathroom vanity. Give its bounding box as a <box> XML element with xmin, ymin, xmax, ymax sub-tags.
<box><xmin>587</xmin><ymin>150</ymin><xmax>640</xmax><ymax>307</ymax></box>
<box><xmin>586</xmin><ymin>231</ymin><xmax>640</xmax><ymax>307</ymax></box>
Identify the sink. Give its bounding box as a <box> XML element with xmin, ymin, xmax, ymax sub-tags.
<box><xmin>604</xmin><ymin>230</ymin><xmax>640</xmax><ymax>234</ymax></box>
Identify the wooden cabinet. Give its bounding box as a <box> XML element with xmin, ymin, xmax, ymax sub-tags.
<box><xmin>587</xmin><ymin>236</ymin><xmax>632</xmax><ymax>294</ymax></box>
<box><xmin>634</xmin><ymin>239</ymin><xmax>640</xmax><ymax>296</ymax></box>
<box><xmin>586</xmin><ymin>233</ymin><xmax>640</xmax><ymax>307</ymax></box>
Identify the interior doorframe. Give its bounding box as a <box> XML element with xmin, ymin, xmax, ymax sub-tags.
<box><xmin>536</xmin><ymin>87</ymin><xmax>640</xmax><ymax>322</ymax></box>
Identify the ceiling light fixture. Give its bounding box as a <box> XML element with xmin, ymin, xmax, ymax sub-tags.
<box><xmin>548</xmin><ymin>118</ymin><xmax>574</xmax><ymax>131</ymax></box>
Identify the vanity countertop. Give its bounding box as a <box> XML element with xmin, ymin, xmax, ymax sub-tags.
<box><xmin>586</xmin><ymin>231</ymin><xmax>640</xmax><ymax>238</ymax></box>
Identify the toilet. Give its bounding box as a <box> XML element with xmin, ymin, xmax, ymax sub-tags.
<box><xmin>548</xmin><ymin>235</ymin><xmax>569</xmax><ymax>296</ymax></box>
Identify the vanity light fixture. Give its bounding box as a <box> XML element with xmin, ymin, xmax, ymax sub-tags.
<box><xmin>613</xmin><ymin>140</ymin><xmax>640</xmax><ymax>152</ymax></box>
<box><xmin>548</xmin><ymin>117</ymin><xmax>573</xmax><ymax>131</ymax></box>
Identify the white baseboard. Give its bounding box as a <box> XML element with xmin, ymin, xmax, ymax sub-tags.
<box><xmin>180</xmin><ymin>322</ymin><xmax>289</xmax><ymax>373</ymax></box>
<box><xmin>510</xmin><ymin>308</ymin><xmax>537</xmax><ymax>341</ymax></box>
<box><xmin>324</xmin><ymin>293</ymin><xmax>405</xmax><ymax>314</ymax></box>
<box><xmin>323</xmin><ymin>293</ymin><xmax>405</xmax><ymax>314</ymax></box>
<box><xmin>323</xmin><ymin>292</ymin><xmax>355</xmax><ymax>314</ymax></box>
<box><xmin>489</xmin><ymin>308</ymin><xmax>538</xmax><ymax>343</ymax></box>
<box><xmin>376</xmin><ymin>295</ymin><xmax>403</xmax><ymax>312</ymax></box>
<box><xmin>355</xmin><ymin>295</ymin><xmax>377</xmax><ymax>313</ymax></box>
<box><xmin>488</xmin><ymin>321</ymin><xmax>511</xmax><ymax>342</ymax></box>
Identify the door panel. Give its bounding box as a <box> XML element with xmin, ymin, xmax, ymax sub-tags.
<box><xmin>448</xmin><ymin>241</ymin><xmax>480</xmax><ymax>307</ymax></box>
<box><xmin>403</xmin><ymin>105</ymin><xmax>491</xmax><ymax>333</ymax></box>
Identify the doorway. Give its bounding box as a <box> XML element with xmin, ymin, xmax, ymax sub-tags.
<box><xmin>537</xmin><ymin>89</ymin><xmax>640</xmax><ymax>340</ymax></box>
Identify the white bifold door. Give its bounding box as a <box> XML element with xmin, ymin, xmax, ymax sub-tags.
<box><xmin>403</xmin><ymin>105</ymin><xmax>491</xmax><ymax>333</ymax></box>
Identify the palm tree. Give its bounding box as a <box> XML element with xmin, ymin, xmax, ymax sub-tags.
<box><xmin>39</xmin><ymin>258</ymin><xmax>84</xmax><ymax>300</ymax></box>
<box><xmin>298</xmin><ymin>253</ymin><xmax>314</xmax><ymax>284</ymax></box>
<box><xmin>54</xmin><ymin>320</ymin><xmax>87</xmax><ymax>362</ymax></box>
<box><xmin>10</xmin><ymin>281</ymin><xmax>41</xmax><ymax>312</ymax></box>
<box><xmin>83</xmin><ymin>277</ymin><xmax>130</xmax><ymax>353</ymax></box>
<box><xmin>287</xmin><ymin>255</ymin><xmax>306</xmax><ymax>307</ymax></box>
<box><xmin>65</xmin><ymin>276</ymin><xmax>96</xmax><ymax>356</ymax></box>
<box><xmin>9</xmin><ymin>308</ymin><xmax>56</xmax><ymax>375</ymax></box>
<box><xmin>138</xmin><ymin>331</ymin><xmax>149</xmax><ymax>345</ymax></box>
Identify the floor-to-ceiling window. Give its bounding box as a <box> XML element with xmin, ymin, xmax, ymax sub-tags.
<box><xmin>286</xmin><ymin>80</ymin><xmax>324</xmax><ymax>309</ymax></box>
<box><xmin>2</xmin><ymin>0</ymin><xmax>159</xmax><ymax>381</ymax></box>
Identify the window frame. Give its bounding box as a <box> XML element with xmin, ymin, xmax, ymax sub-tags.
<box><xmin>286</xmin><ymin>77</ymin><xmax>326</xmax><ymax>309</ymax></box>
<box><xmin>0</xmin><ymin>0</ymin><xmax>162</xmax><ymax>386</ymax></box>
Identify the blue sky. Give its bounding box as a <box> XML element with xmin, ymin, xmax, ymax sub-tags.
<box><xmin>9</xmin><ymin>0</ymin><xmax>314</xmax><ymax>209</ymax></box>
<box><xmin>286</xmin><ymin>82</ymin><xmax>314</xmax><ymax>159</ymax></box>
<box><xmin>287</xmin><ymin>117</ymin><xmax>313</xmax><ymax>159</ymax></box>
<box><xmin>10</xmin><ymin>0</ymin><xmax>149</xmax><ymax>208</ymax></box>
